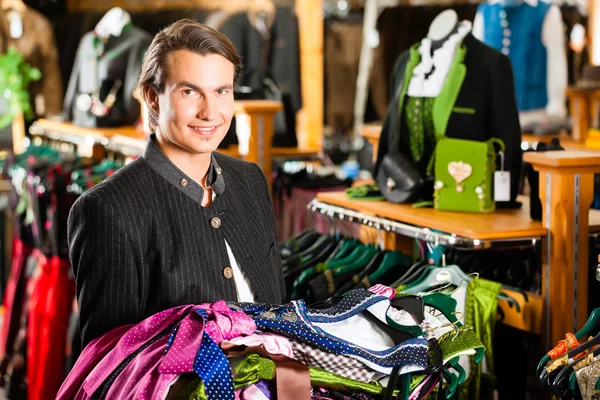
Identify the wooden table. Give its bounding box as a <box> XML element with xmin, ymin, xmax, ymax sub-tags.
<box><xmin>317</xmin><ymin>192</ymin><xmax>550</xmax><ymax>241</ymax></box>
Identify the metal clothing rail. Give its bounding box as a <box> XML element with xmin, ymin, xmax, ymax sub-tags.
<box><xmin>307</xmin><ymin>199</ymin><xmax>541</xmax><ymax>250</ymax></box>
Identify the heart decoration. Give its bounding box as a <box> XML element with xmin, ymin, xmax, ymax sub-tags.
<box><xmin>448</xmin><ymin>161</ymin><xmax>472</xmax><ymax>184</ymax></box>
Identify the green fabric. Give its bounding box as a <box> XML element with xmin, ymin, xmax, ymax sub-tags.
<box><xmin>433</xmin><ymin>137</ymin><xmax>504</xmax><ymax>213</ymax></box>
<box><xmin>228</xmin><ymin>353</ymin><xmax>387</xmax><ymax>396</ymax></box>
<box><xmin>438</xmin><ymin>326</ymin><xmax>485</xmax><ymax>362</ymax></box>
<box><xmin>432</xmin><ymin>44</ymin><xmax>467</xmax><ymax>137</ymax></box>
<box><xmin>189</xmin><ymin>381</ymin><xmax>208</xmax><ymax>400</ymax></box>
<box><xmin>230</xmin><ymin>353</ymin><xmax>276</xmax><ymax>390</ymax></box>
<box><xmin>404</xmin><ymin>43</ymin><xmax>467</xmax><ymax>143</ymax></box>
<box><xmin>164</xmin><ymin>373</ymin><xmax>204</xmax><ymax>400</ymax></box>
<box><xmin>460</xmin><ymin>278</ymin><xmax>502</xmax><ymax>400</ymax></box>
<box><xmin>406</xmin><ymin>96</ymin><xmax>436</xmax><ymax>162</ymax></box>
<box><xmin>345</xmin><ymin>185</ymin><xmax>384</xmax><ymax>201</ymax></box>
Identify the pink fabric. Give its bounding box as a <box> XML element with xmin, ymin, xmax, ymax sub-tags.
<box><xmin>276</xmin><ymin>187</ymin><xmax>353</xmax><ymax>241</ymax></box>
<box><xmin>56</xmin><ymin>324</ymin><xmax>134</xmax><ymax>400</ymax></box>
<box><xmin>226</xmin><ymin>333</ymin><xmax>294</xmax><ymax>358</ymax></box>
<box><xmin>236</xmin><ymin>384</ymin><xmax>270</xmax><ymax>400</ymax></box>
<box><xmin>368</xmin><ymin>284</ymin><xmax>396</xmax><ymax>299</ymax></box>
<box><xmin>197</xmin><ymin>300</ymin><xmax>257</xmax><ymax>344</ymax></box>
<box><xmin>58</xmin><ymin>302</ymin><xmax>256</xmax><ymax>399</ymax></box>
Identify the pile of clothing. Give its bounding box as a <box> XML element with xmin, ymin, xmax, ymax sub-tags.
<box><xmin>57</xmin><ymin>287</ymin><xmax>485</xmax><ymax>399</ymax></box>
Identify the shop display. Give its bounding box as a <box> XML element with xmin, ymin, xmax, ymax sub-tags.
<box><xmin>220</xmin><ymin>6</ymin><xmax>300</xmax><ymax>148</ymax></box>
<box><xmin>473</xmin><ymin>0</ymin><xmax>568</xmax><ymax>128</ymax></box>
<box><xmin>62</xmin><ymin>7</ymin><xmax>152</xmax><ymax>128</ymax></box>
<box><xmin>374</xmin><ymin>9</ymin><xmax>522</xmax><ymax>204</ymax></box>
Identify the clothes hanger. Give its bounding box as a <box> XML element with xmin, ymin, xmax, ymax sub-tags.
<box><xmin>540</xmin><ymin>330</ymin><xmax>600</xmax><ymax>390</ymax></box>
<box><xmin>400</xmin><ymin>264</ymin><xmax>522</xmax><ymax>312</ymax></box>
<box><xmin>365</xmin><ymin>251</ymin><xmax>412</xmax><ymax>283</ymax></box>
<box><xmin>551</xmin><ymin>346</ymin><xmax>600</xmax><ymax>397</ymax></box>
<box><xmin>537</xmin><ymin>308</ymin><xmax>600</xmax><ymax>377</ymax></box>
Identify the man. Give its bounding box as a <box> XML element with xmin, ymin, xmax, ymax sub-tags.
<box><xmin>68</xmin><ymin>19</ymin><xmax>285</xmax><ymax>349</ymax></box>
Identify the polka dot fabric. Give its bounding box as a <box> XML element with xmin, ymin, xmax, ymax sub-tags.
<box><xmin>230</xmin><ymin>289</ymin><xmax>429</xmax><ymax>372</ymax></box>
<box><xmin>66</xmin><ymin>303</ymin><xmax>250</xmax><ymax>399</ymax></box>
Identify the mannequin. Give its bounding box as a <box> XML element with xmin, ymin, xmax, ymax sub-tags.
<box><xmin>374</xmin><ymin>10</ymin><xmax>522</xmax><ymax>203</ymax></box>
<box><xmin>428</xmin><ymin>9</ymin><xmax>460</xmax><ymax>50</ymax></box>
<box><xmin>473</xmin><ymin>0</ymin><xmax>568</xmax><ymax>129</ymax></box>
<box><xmin>94</xmin><ymin>7</ymin><xmax>132</xmax><ymax>39</ymax></box>
<box><xmin>63</xmin><ymin>8</ymin><xmax>152</xmax><ymax>128</ymax></box>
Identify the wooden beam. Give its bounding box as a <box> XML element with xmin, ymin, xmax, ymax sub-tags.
<box><xmin>525</xmin><ymin>150</ymin><xmax>600</xmax><ymax>348</ymax></box>
<box><xmin>591</xmin><ymin>0</ymin><xmax>599</xmax><ymax>65</ymax></box>
<box><xmin>296</xmin><ymin>0</ymin><xmax>324</xmax><ymax>150</ymax></box>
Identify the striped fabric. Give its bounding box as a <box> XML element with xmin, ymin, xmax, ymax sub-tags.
<box><xmin>68</xmin><ymin>136</ymin><xmax>284</xmax><ymax>348</ymax></box>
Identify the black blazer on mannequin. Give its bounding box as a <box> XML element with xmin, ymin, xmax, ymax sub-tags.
<box><xmin>374</xmin><ymin>33</ymin><xmax>522</xmax><ymax>201</ymax></box>
<box><xmin>63</xmin><ymin>25</ymin><xmax>152</xmax><ymax>128</ymax></box>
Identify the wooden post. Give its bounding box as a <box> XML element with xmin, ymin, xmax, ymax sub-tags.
<box><xmin>296</xmin><ymin>0</ymin><xmax>323</xmax><ymax>150</ymax></box>
<box><xmin>11</xmin><ymin>112</ymin><xmax>25</xmax><ymax>155</ymax></box>
<box><xmin>234</xmin><ymin>100</ymin><xmax>282</xmax><ymax>192</ymax></box>
<box><xmin>524</xmin><ymin>150</ymin><xmax>600</xmax><ymax>348</ymax></box>
<box><xmin>566</xmin><ymin>88</ymin><xmax>592</xmax><ymax>142</ymax></box>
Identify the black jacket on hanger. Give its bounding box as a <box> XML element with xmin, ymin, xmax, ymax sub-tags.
<box><xmin>374</xmin><ymin>33</ymin><xmax>522</xmax><ymax>201</ymax></box>
<box><xmin>63</xmin><ymin>25</ymin><xmax>152</xmax><ymax>128</ymax></box>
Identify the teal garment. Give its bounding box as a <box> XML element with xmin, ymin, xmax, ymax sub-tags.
<box><xmin>460</xmin><ymin>278</ymin><xmax>502</xmax><ymax>400</ymax></box>
<box><xmin>405</xmin><ymin>96</ymin><xmax>437</xmax><ymax>164</ymax></box>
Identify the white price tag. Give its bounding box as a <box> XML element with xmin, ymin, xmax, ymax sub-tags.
<box><xmin>494</xmin><ymin>171</ymin><xmax>511</xmax><ymax>202</ymax></box>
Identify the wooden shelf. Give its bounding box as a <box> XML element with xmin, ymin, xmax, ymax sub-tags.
<box><xmin>316</xmin><ymin>191</ymin><xmax>546</xmax><ymax>241</ymax></box>
<box><xmin>316</xmin><ymin>191</ymin><xmax>600</xmax><ymax>241</ymax></box>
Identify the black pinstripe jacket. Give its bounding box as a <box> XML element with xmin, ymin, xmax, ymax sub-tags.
<box><xmin>67</xmin><ymin>135</ymin><xmax>284</xmax><ymax>348</ymax></box>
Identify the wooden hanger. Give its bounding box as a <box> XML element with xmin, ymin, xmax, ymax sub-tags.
<box><xmin>247</xmin><ymin>0</ymin><xmax>276</xmax><ymax>36</ymax></box>
<box><xmin>0</xmin><ymin>0</ymin><xmax>26</xmax><ymax>14</ymax></box>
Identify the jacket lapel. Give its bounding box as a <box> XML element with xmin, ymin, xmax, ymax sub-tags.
<box><xmin>433</xmin><ymin>44</ymin><xmax>467</xmax><ymax>137</ymax></box>
<box><xmin>397</xmin><ymin>45</ymin><xmax>421</xmax><ymax>115</ymax></box>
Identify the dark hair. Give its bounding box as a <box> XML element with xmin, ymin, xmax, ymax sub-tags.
<box><xmin>137</xmin><ymin>19</ymin><xmax>242</xmax><ymax>132</ymax></box>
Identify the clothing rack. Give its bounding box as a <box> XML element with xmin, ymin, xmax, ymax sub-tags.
<box><xmin>307</xmin><ymin>198</ymin><xmax>541</xmax><ymax>250</ymax></box>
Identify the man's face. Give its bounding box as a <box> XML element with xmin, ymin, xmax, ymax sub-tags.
<box><xmin>155</xmin><ymin>50</ymin><xmax>235</xmax><ymax>157</ymax></box>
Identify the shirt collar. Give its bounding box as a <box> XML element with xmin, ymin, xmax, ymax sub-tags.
<box><xmin>142</xmin><ymin>134</ymin><xmax>226</xmax><ymax>204</ymax></box>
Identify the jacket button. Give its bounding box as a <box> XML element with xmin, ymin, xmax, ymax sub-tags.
<box><xmin>223</xmin><ymin>267</ymin><xmax>233</xmax><ymax>279</ymax></box>
<box><xmin>210</xmin><ymin>217</ymin><xmax>221</xmax><ymax>229</ymax></box>
<box><xmin>180</xmin><ymin>178</ymin><xmax>188</xmax><ymax>187</ymax></box>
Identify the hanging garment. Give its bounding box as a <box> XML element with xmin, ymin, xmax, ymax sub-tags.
<box><xmin>231</xmin><ymin>289</ymin><xmax>429</xmax><ymax>375</ymax></box>
<box><xmin>62</xmin><ymin>23</ymin><xmax>152</xmax><ymax>128</ymax></box>
<box><xmin>27</xmin><ymin>256</ymin><xmax>75</xmax><ymax>400</ymax></box>
<box><xmin>219</xmin><ymin>7</ymin><xmax>301</xmax><ymax>148</ymax></box>
<box><xmin>576</xmin><ymin>360</ymin><xmax>600</xmax><ymax>400</ymax></box>
<box><xmin>0</xmin><ymin>5</ymin><xmax>63</xmax><ymax>117</ymax></box>
<box><xmin>460</xmin><ymin>278</ymin><xmax>502</xmax><ymax>400</ymax></box>
<box><xmin>0</xmin><ymin>239</ymin><xmax>33</xmax><ymax>364</ymax></box>
<box><xmin>477</xmin><ymin>1</ymin><xmax>550</xmax><ymax>112</ymax></box>
<box><xmin>374</xmin><ymin>33</ymin><xmax>522</xmax><ymax>201</ymax></box>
